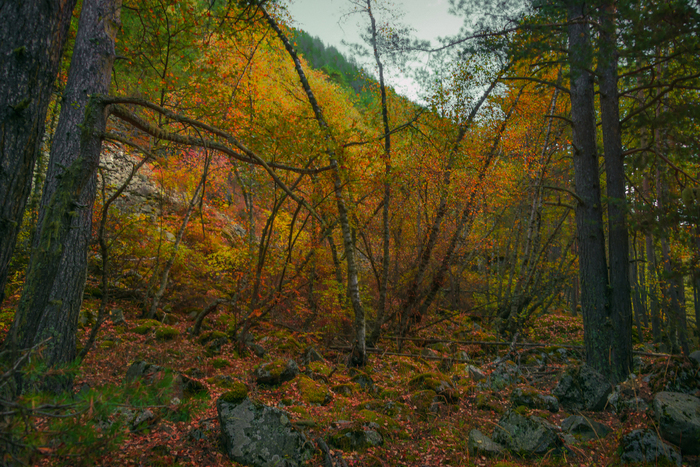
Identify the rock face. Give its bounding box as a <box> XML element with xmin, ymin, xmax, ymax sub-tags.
<box><xmin>619</xmin><ymin>429</ymin><xmax>681</xmax><ymax>466</ymax></box>
<box><xmin>552</xmin><ymin>365</ymin><xmax>611</xmax><ymax>411</ymax></box>
<box><xmin>653</xmin><ymin>391</ymin><xmax>700</xmax><ymax>455</ymax></box>
<box><xmin>561</xmin><ymin>415</ymin><xmax>611</xmax><ymax>442</ymax></box>
<box><xmin>468</xmin><ymin>429</ymin><xmax>504</xmax><ymax>457</ymax></box>
<box><xmin>510</xmin><ymin>386</ymin><xmax>559</xmax><ymax>413</ymax></box>
<box><xmin>253</xmin><ymin>359</ymin><xmax>299</xmax><ymax>385</ymax></box>
<box><xmin>492</xmin><ymin>410</ymin><xmax>562</xmax><ymax>457</ymax></box>
<box><xmin>217</xmin><ymin>396</ymin><xmax>313</xmax><ymax>467</ymax></box>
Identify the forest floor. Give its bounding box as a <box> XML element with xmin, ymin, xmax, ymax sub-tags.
<box><xmin>1</xmin><ymin>292</ymin><xmax>697</xmax><ymax>467</ymax></box>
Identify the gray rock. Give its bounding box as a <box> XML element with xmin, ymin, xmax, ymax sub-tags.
<box><xmin>217</xmin><ymin>397</ymin><xmax>313</xmax><ymax>467</ymax></box>
<box><xmin>421</xmin><ymin>348</ymin><xmax>439</xmax><ymax>359</ymax></box>
<box><xmin>607</xmin><ymin>376</ymin><xmax>648</xmax><ymax>413</ymax></box>
<box><xmin>619</xmin><ymin>429</ymin><xmax>681</xmax><ymax>466</ymax></box>
<box><xmin>690</xmin><ymin>350</ymin><xmax>700</xmax><ymax>367</ymax></box>
<box><xmin>552</xmin><ymin>365</ymin><xmax>611</xmax><ymax>411</ymax></box>
<box><xmin>464</xmin><ymin>365</ymin><xmax>486</xmax><ymax>382</ymax></box>
<box><xmin>468</xmin><ymin>429</ymin><xmax>504</xmax><ymax>457</ymax></box>
<box><xmin>560</xmin><ymin>415</ymin><xmax>611</xmax><ymax>441</ymax></box>
<box><xmin>455</xmin><ymin>351</ymin><xmax>470</xmax><ymax>362</ymax></box>
<box><xmin>492</xmin><ymin>410</ymin><xmax>562</xmax><ymax>457</ymax></box>
<box><xmin>254</xmin><ymin>359</ymin><xmax>299</xmax><ymax>385</ymax></box>
<box><xmin>125</xmin><ymin>361</ymin><xmax>165</xmax><ymax>384</ymax></box>
<box><xmin>302</xmin><ymin>346</ymin><xmax>325</xmax><ymax>365</ymax></box>
<box><xmin>510</xmin><ymin>386</ymin><xmax>559</xmax><ymax>413</ymax></box>
<box><xmin>653</xmin><ymin>391</ymin><xmax>700</xmax><ymax>455</ymax></box>
<box><xmin>484</xmin><ymin>361</ymin><xmax>521</xmax><ymax>391</ymax></box>
<box><xmin>110</xmin><ymin>308</ymin><xmax>126</xmax><ymax>325</ymax></box>
<box><xmin>329</xmin><ymin>429</ymin><xmax>383</xmax><ymax>452</ymax></box>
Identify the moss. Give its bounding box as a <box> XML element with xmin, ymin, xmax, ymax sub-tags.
<box><xmin>427</xmin><ymin>342</ymin><xmax>450</xmax><ymax>353</ymax></box>
<box><xmin>410</xmin><ymin>390</ymin><xmax>437</xmax><ymax>414</ymax></box>
<box><xmin>134</xmin><ymin>319</ymin><xmax>162</xmax><ymax>335</ymax></box>
<box><xmin>99</xmin><ymin>340</ymin><xmax>117</xmax><ymax>349</ymax></box>
<box><xmin>211</xmin><ymin>358</ymin><xmax>229</xmax><ymax>369</ymax></box>
<box><xmin>155</xmin><ymin>326</ymin><xmax>180</xmax><ymax>341</ymax></box>
<box><xmin>279</xmin><ymin>336</ymin><xmax>303</xmax><ymax>351</ymax></box>
<box><xmin>356</xmin><ymin>409</ymin><xmax>400</xmax><ymax>436</ymax></box>
<box><xmin>379</xmin><ymin>388</ymin><xmax>400</xmax><ymax>400</ymax></box>
<box><xmin>332</xmin><ymin>384</ymin><xmax>355</xmax><ymax>397</ymax></box>
<box><xmin>219</xmin><ymin>382</ymin><xmax>249</xmax><ymax>404</ymax></box>
<box><xmin>308</xmin><ymin>361</ymin><xmax>332</xmax><ymax>376</ymax></box>
<box><xmin>298</xmin><ymin>376</ymin><xmax>331</xmax><ymax>405</ymax></box>
<box><xmin>287</xmin><ymin>406</ymin><xmax>310</xmax><ymax>417</ymax></box>
<box><xmin>408</xmin><ymin>372</ymin><xmax>450</xmax><ymax>392</ymax></box>
<box><xmin>514</xmin><ymin>405</ymin><xmax>529</xmax><ymax>415</ymax></box>
<box><xmin>197</xmin><ymin>330</ymin><xmax>227</xmax><ymax>345</ymax></box>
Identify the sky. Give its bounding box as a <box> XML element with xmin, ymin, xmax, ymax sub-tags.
<box><xmin>285</xmin><ymin>0</ymin><xmax>465</xmax><ymax>100</ymax></box>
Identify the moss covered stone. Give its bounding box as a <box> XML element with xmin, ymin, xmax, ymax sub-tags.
<box><xmin>253</xmin><ymin>359</ymin><xmax>299</xmax><ymax>385</ymax></box>
<box><xmin>133</xmin><ymin>319</ymin><xmax>162</xmax><ymax>335</ymax></box>
<box><xmin>197</xmin><ymin>330</ymin><xmax>228</xmax><ymax>345</ymax></box>
<box><xmin>410</xmin><ymin>390</ymin><xmax>438</xmax><ymax>414</ymax></box>
<box><xmin>298</xmin><ymin>376</ymin><xmax>332</xmax><ymax>405</ymax></box>
<box><xmin>408</xmin><ymin>372</ymin><xmax>458</xmax><ymax>402</ymax></box>
<box><xmin>356</xmin><ymin>409</ymin><xmax>400</xmax><ymax>436</ymax></box>
<box><xmin>211</xmin><ymin>357</ymin><xmax>230</xmax><ymax>369</ymax></box>
<box><xmin>332</xmin><ymin>384</ymin><xmax>355</xmax><ymax>397</ymax></box>
<box><xmin>308</xmin><ymin>361</ymin><xmax>332</xmax><ymax>376</ymax></box>
<box><xmin>155</xmin><ymin>325</ymin><xmax>180</xmax><ymax>341</ymax></box>
<box><xmin>219</xmin><ymin>382</ymin><xmax>249</xmax><ymax>404</ymax></box>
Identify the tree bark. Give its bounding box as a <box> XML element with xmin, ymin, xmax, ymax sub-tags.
<box><xmin>7</xmin><ymin>0</ymin><xmax>120</xmax><ymax>379</ymax></box>
<box><xmin>598</xmin><ymin>1</ymin><xmax>632</xmax><ymax>382</ymax></box>
<box><xmin>0</xmin><ymin>0</ymin><xmax>78</xmax><ymax>305</ymax></box>
<box><xmin>567</xmin><ymin>2</ymin><xmax>612</xmax><ymax>378</ymax></box>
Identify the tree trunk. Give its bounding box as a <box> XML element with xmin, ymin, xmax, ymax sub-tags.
<box><xmin>7</xmin><ymin>0</ymin><xmax>120</xmax><ymax>381</ymax></box>
<box><xmin>0</xmin><ymin>0</ymin><xmax>78</xmax><ymax>305</ymax></box>
<box><xmin>598</xmin><ymin>1</ymin><xmax>632</xmax><ymax>382</ymax></box>
<box><xmin>567</xmin><ymin>2</ymin><xmax>612</xmax><ymax>378</ymax></box>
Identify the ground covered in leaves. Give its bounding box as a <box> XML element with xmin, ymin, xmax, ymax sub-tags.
<box><xmin>1</xmin><ymin>299</ymin><xmax>695</xmax><ymax>466</ymax></box>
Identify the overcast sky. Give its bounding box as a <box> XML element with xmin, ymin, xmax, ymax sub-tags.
<box><xmin>285</xmin><ymin>0</ymin><xmax>465</xmax><ymax>100</ymax></box>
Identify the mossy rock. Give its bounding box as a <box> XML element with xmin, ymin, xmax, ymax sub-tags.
<box><xmin>253</xmin><ymin>359</ymin><xmax>299</xmax><ymax>385</ymax></box>
<box><xmin>476</xmin><ymin>393</ymin><xmax>504</xmax><ymax>414</ymax></box>
<box><xmin>197</xmin><ymin>330</ymin><xmax>228</xmax><ymax>345</ymax></box>
<box><xmin>298</xmin><ymin>375</ymin><xmax>332</xmax><ymax>405</ymax></box>
<box><xmin>308</xmin><ymin>361</ymin><xmax>332</xmax><ymax>376</ymax></box>
<box><xmin>279</xmin><ymin>336</ymin><xmax>303</xmax><ymax>351</ymax></box>
<box><xmin>219</xmin><ymin>382</ymin><xmax>249</xmax><ymax>404</ymax></box>
<box><xmin>396</xmin><ymin>360</ymin><xmax>421</xmax><ymax>376</ymax></box>
<box><xmin>408</xmin><ymin>372</ymin><xmax>458</xmax><ymax>402</ymax></box>
<box><xmin>207</xmin><ymin>375</ymin><xmax>238</xmax><ymax>389</ymax></box>
<box><xmin>427</xmin><ymin>342</ymin><xmax>450</xmax><ymax>354</ymax></box>
<box><xmin>99</xmin><ymin>340</ymin><xmax>117</xmax><ymax>349</ymax></box>
<box><xmin>356</xmin><ymin>409</ymin><xmax>401</xmax><ymax>437</ymax></box>
<box><xmin>329</xmin><ymin>427</ymin><xmax>383</xmax><ymax>452</ymax></box>
<box><xmin>379</xmin><ymin>388</ymin><xmax>400</xmax><ymax>400</ymax></box>
<box><xmin>155</xmin><ymin>326</ymin><xmax>180</xmax><ymax>341</ymax></box>
<box><xmin>211</xmin><ymin>357</ymin><xmax>230</xmax><ymax>369</ymax></box>
<box><xmin>332</xmin><ymin>384</ymin><xmax>356</xmax><ymax>397</ymax></box>
<box><xmin>287</xmin><ymin>405</ymin><xmax>310</xmax><ymax>418</ymax></box>
<box><xmin>133</xmin><ymin>319</ymin><xmax>162</xmax><ymax>335</ymax></box>
<box><xmin>409</xmin><ymin>390</ymin><xmax>438</xmax><ymax>415</ymax></box>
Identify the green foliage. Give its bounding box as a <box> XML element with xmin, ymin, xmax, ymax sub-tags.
<box><xmin>211</xmin><ymin>357</ymin><xmax>229</xmax><ymax>369</ymax></box>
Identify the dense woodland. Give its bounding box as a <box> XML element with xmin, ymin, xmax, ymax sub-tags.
<box><xmin>1</xmin><ymin>0</ymin><xmax>700</xmax><ymax>465</ymax></box>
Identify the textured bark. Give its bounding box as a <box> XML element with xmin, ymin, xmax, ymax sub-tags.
<box><xmin>7</xmin><ymin>0</ymin><xmax>120</xmax><ymax>375</ymax></box>
<box><xmin>598</xmin><ymin>1</ymin><xmax>632</xmax><ymax>383</ymax></box>
<box><xmin>567</xmin><ymin>2</ymin><xmax>612</xmax><ymax>378</ymax></box>
<box><xmin>366</xmin><ymin>0</ymin><xmax>392</xmax><ymax>347</ymax></box>
<box><xmin>260</xmin><ymin>7</ymin><xmax>367</xmax><ymax>366</ymax></box>
<box><xmin>0</xmin><ymin>0</ymin><xmax>77</xmax><ymax>305</ymax></box>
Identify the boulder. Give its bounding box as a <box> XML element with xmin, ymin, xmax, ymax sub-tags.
<box><xmin>492</xmin><ymin>410</ymin><xmax>562</xmax><ymax>457</ymax></box>
<box><xmin>253</xmin><ymin>359</ymin><xmax>299</xmax><ymax>385</ymax></box>
<box><xmin>607</xmin><ymin>376</ymin><xmax>648</xmax><ymax>413</ymax></box>
<box><xmin>552</xmin><ymin>365</ymin><xmax>611</xmax><ymax>411</ymax></box>
<box><xmin>408</xmin><ymin>372</ymin><xmax>458</xmax><ymax>403</ymax></box>
<box><xmin>217</xmin><ymin>396</ymin><xmax>313</xmax><ymax>467</ymax></box>
<box><xmin>301</xmin><ymin>346</ymin><xmax>325</xmax><ymax>365</ymax></box>
<box><xmin>329</xmin><ymin>428</ymin><xmax>383</xmax><ymax>452</ymax></box>
<box><xmin>349</xmin><ymin>369</ymin><xmax>377</xmax><ymax>393</ymax></box>
<box><xmin>510</xmin><ymin>386</ymin><xmax>559</xmax><ymax>413</ymax></box>
<box><xmin>619</xmin><ymin>429</ymin><xmax>681</xmax><ymax>466</ymax></box>
<box><xmin>653</xmin><ymin>391</ymin><xmax>700</xmax><ymax>455</ymax></box>
<box><xmin>649</xmin><ymin>357</ymin><xmax>700</xmax><ymax>394</ymax></box>
<box><xmin>484</xmin><ymin>361</ymin><xmax>521</xmax><ymax>391</ymax></box>
<box><xmin>560</xmin><ymin>415</ymin><xmax>611</xmax><ymax>442</ymax></box>
<box><xmin>468</xmin><ymin>429</ymin><xmax>504</xmax><ymax>457</ymax></box>
<box><xmin>463</xmin><ymin>365</ymin><xmax>486</xmax><ymax>382</ymax></box>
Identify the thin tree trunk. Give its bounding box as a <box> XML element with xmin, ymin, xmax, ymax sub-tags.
<box><xmin>261</xmin><ymin>7</ymin><xmax>368</xmax><ymax>366</ymax></box>
<box><xmin>0</xmin><ymin>0</ymin><xmax>78</xmax><ymax>306</ymax></box>
<box><xmin>7</xmin><ymin>0</ymin><xmax>120</xmax><ymax>382</ymax></box>
<box><xmin>568</xmin><ymin>1</ymin><xmax>612</xmax><ymax>378</ymax></box>
<box><xmin>598</xmin><ymin>0</ymin><xmax>632</xmax><ymax>382</ymax></box>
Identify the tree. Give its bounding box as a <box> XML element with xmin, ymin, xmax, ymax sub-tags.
<box><xmin>0</xmin><ymin>0</ymin><xmax>78</xmax><ymax>306</ymax></box>
<box><xmin>6</xmin><ymin>0</ymin><xmax>121</xmax><ymax>384</ymax></box>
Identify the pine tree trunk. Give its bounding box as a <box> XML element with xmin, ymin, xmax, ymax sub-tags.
<box><xmin>598</xmin><ymin>1</ymin><xmax>632</xmax><ymax>382</ymax></box>
<box><xmin>0</xmin><ymin>0</ymin><xmax>78</xmax><ymax>306</ymax></box>
<box><xmin>7</xmin><ymin>0</ymin><xmax>120</xmax><ymax>382</ymax></box>
<box><xmin>567</xmin><ymin>1</ymin><xmax>612</xmax><ymax>378</ymax></box>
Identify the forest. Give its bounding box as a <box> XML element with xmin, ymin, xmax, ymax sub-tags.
<box><xmin>0</xmin><ymin>0</ymin><xmax>699</xmax><ymax>465</ymax></box>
